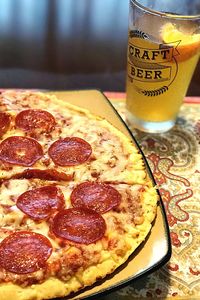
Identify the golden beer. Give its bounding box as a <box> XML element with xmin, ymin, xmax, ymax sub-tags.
<box><xmin>126</xmin><ymin>29</ymin><xmax>200</xmax><ymax>121</ymax></box>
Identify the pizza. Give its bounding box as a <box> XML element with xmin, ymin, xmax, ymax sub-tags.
<box><xmin>0</xmin><ymin>90</ymin><xmax>158</xmax><ymax>300</ymax></box>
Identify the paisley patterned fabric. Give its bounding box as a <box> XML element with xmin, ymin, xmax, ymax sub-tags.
<box><xmin>103</xmin><ymin>93</ymin><xmax>200</xmax><ymax>299</ymax></box>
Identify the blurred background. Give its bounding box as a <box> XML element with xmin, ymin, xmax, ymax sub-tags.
<box><xmin>0</xmin><ymin>0</ymin><xmax>199</xmax><ymax>94</ymax></box>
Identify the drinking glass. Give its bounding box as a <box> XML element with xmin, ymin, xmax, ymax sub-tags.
<box><xmin>126</xmin><ymin>0</ymin><xmax>200</xmax><ymax>132</ymax></box>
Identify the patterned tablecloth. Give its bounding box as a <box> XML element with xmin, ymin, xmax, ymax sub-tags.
<box><xmin>102</xmin><ymin>93</ymin><xmax>200</xmax><ymax>300</ymax></box>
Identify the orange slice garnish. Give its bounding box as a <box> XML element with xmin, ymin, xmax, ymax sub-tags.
<box><xmin>161</xmin><ymin>23</ymin><xmax>200</xmax><ymax>62</ymax></box>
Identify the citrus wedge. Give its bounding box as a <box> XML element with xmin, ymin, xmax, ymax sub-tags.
<box><xmin>161</xmin><ymin>22</ymin><xmax>200</xmax><ymax>61</ymax></box>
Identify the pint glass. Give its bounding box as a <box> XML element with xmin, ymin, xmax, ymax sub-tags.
<box><xmin>126</xmin><ymin>0</ymin><xmax>200</xmax><ymax>132</ymax></box>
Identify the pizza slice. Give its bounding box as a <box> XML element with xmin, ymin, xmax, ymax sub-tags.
<box><xmin>0</xmin><ymin>90</ymin><xmax>145</xmax><ymax>184</ymax></box>
<box><xmin>0</xmin><ymin>177</ymin><xmax>157</xmax><ymax>299</ymax></box>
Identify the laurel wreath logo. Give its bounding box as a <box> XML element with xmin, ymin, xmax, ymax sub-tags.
<box><xmin>141</xmin><ymin>86</ymin><xmax>169</xmax><ymax>96</ymax></box>
<box><xmin>129</xmin><ymin>30</ymin><xmax>149</xmax><ymax>40</ymax></box>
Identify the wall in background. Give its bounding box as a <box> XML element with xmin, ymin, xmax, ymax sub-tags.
<box><xmin>0</xmin><ymin>0</ymin><xmax>129</xmax><ymax>74</ymax></box>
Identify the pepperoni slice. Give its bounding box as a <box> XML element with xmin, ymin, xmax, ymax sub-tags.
<box><xmin>70</xmin><ymin>182</ymin><xmax>121</xmax><ymax>214</ymax></box>
<box><xmin>16</xmin><ymin>186</ymin><xmax>65</xmax><ymax>220</ymax></box>
<box><xmin>0</xmin><ymin>112</ymin><xmax>11</xmax><ymax>137</ymax></box>
<box><xmin>51</xmin><ymin>208</ymin><xmax>106</xmax><ymax>244</ymax></box>
<box><xmin>0</xmin><ymin>231</ymin><xmax>52</xmax><ymax>274</ymax></box>
<box><xmin>12</xmin><ymin>169</ymin><xmax>74</xmax><ymax>181</ymax></box>
<box><xmin>15</xmin><ymin>109</ymin><xmax>56</xmax><ymax>133</ymax></box>
<box><xmin>0</xmin><ymin>136</ymin><xmax>43</xmax><ymax>166</ymax></box>
<box><xmin>48</xmin><ymin>137</ymin><xmax>92</xmax><ymax>166</ymax></box>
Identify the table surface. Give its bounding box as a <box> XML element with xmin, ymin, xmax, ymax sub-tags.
<box><xmin>100</xmin><ymin>92</ymin><xmax>200</xmax><ymax>300</ymax></box>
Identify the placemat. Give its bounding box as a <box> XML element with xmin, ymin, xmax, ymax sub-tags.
<box><xmin>103</xmin><ymin>92</ymin><xmax>200</xmax><ymax>299</ymax></box>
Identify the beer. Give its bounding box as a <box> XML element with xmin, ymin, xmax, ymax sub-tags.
<box><xmin>126</xmin><ymin>28</ymin><xmax>200</xmax><ymax>124</ymax></box>
<box><xmin>126</xmin><ymin>1</ymin><xmax>200</xmax><ymax>132</ymax></box>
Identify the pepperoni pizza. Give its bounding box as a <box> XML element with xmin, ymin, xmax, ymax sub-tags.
<box><xmin>0</xmin><ymin>90</ymin><xmax>158</xmax><ymax>300</ymax></box>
